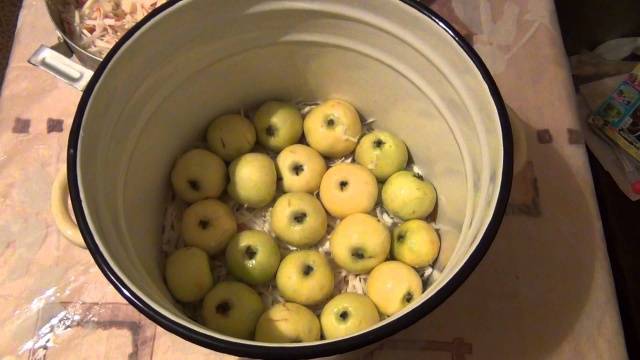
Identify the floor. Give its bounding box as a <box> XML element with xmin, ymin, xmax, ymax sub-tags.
<box><xmin>0</xmin><ymin>0</ymin><xmax>22</xmax><ymax>89</ymax></box>
<box><xmin>0</xmin><ymin>0</ymin><xmax>638</xmax><ymax>357</ymax></box>
<box><xmin>555</xmin><ymin>0</ymin><xmax>640</xmax><ymax>357</ymax></box>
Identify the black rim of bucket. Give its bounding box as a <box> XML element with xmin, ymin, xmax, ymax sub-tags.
<box><xmin>67</xmin><ymin>0</ymin><xmax>513</xmax><ymax>358</ymax></box>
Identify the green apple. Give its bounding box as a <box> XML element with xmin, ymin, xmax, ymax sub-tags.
<box><xmin>381</xmin><ymin>171</ymin><xmax>437</xmax><ymax>220</ymax></box>
<box><xmin>392</xmin><ymin>220</ymin><xmax>440</xmax><ymax>268</ymax></box>
<box><xmin>181</xmin><ymin>199</ymin><xmax>237</xmax><ymax>255</ymax></box>
<box><xmin>206</xmin><ymin>114</ymin><xmax>256</xmax><ymax>161</ymax></box>
<box><xmin>271</xmin><ymin>192</ymin><xmax>328</xmax><ymax>247</ymax></box>
<box><xmin>320</xmin><ymin>293</ymin><xmax>380</xmax><ymax>340</ymax></box>
<box><xmin>225</xmin><ymin>230</ymin><xmax>281</xmax><ymax>285</ymax></box>
<box><xmin>201</xmin><ymin>281</ymin><xmax>264</xmax><ymax>339</ymax></box>
<box><xmin>276</xmin><ymin>144</ymin><xmax>327</xmax><ymax>193</ymax></box>
<box><xmin>276</xmin><ymin>250</ymin><xmax>334</xmax><ymax>306</ymax></box>
<box><xmin>303</xmin><ymin>99</ymin><xmax>362</xmax><ymax>158</ymax></box>
<box><xmin>170</xmin><ymin>149</ymin><xmax>227</xmax><ymax>203</ymax></box>
<box><xmin>366</xmin><ymin>261</ymin><xmax>422</xmax><ymax>316</ymax></box>
<box><xmin>227</xmin><ymin>153</ymin><xmax>277</xmax><ymax>208</ymax></box>
<box><xmin>165</xmin><ymin>246</ymin><xmax>213</xmax><ymax>303</ymax></box>
<box><xmin>330</xmin><ymin>213</ymin><xmax>390</xmax><ymax>274</ymax></box>
<box><xmin>255</xmin><ymin>302</ymin><xmax>321</xmax><ymax>343</ymax></box>
<box><xmin>355</xmin><ymin>130</ymin><xmax>408</xmax><ymax>181</ymax></box>
<box><xmin>254</xmin><ymin>101</ymin><xmax>303</xmax><ymax>152</ymax></box>
<box><xmin>319</xmin><ymin>163</ymin><xmax>377</xmax><ymax>218</ymax></box>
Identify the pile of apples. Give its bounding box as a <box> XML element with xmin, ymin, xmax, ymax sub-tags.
<box><xmin>165</xmin><ymin>99</ymin><xmax>440</xmax><ymax>342</ymax></box>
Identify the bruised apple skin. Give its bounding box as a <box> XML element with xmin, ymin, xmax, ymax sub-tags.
<box><xmin>276</xmin><ymin>144</ymin><xmax>327</xmax><ymax>194</ymax></box>
<box><xmin>206</xmin><ymin>114</ymin><xmax>256</xmax><ymax>162</ymax></box>
<box><xmin>201</xmin><ymin>281</ymin><xmax>264</xmax><ymax>339</ymax></box>
<box><xmin>254</xmin><ymin>101</ymin><xmax>303</xmax><ymax>152</ymax></box>
<box><xmin>355</xmin><ymin>130</ymin><xmax>408</xmax><ymax>181</ymax></box>
<box><xmin>170</xmin><ymin>149</ymin><xmax>226</xmax><ymax>203</ymax></box>
<box><xmin>319</xmin><ymin>163</ymin><xmax>377</xmax><ymax>218</ymax></box>
<box><xmin>276</xmin><ymin>250</ymin><xmax>334</xmax><ymax>306</ymax></box>
<box><xmin>181</xmin><ymin>199</ymin><xmax>237</xmax><ymax>255</ymax></box>
<box><xmin>320</xmin><ymin>293</ymin><xmax>380</xmax><ymax>340</ymax></box>
<box><xmin>227</xmin><ymin>153</ymin><xmax>277</xmax><ymax>208</ymax></box>
<box><xmin>303</xmin><ymin>99</ymin><xmax>362</xmax><ymax>158</ymax></box>
<box><xmin>381</xmin><ymin>170</ymin><xmax>437</xmax><ymax>220</ymax></box>
<box><xmin>330</xmin><ymin>213</ymin><xmax>390</xmax><ymax>274</ymax></box>
<box><xmin>164</xmin><ymin>246</ymin><xmax>214</xmax><ymax>303</ymax></box>
<box><xmin>270</xmin><ymin>192</ymin><xmax>328</xmax><ymax>247</ymax></box>
<box><xmin>255</xmin><ymin>302</ymin><xmax>321</xmax><ymax>343</ymax></box>
<box><xmin>366</xmin><ymin>261</ymin><xmax>423</xmax><ymax>316</ymax></box>
<box><xmin>225</xmin><ymin>230</ymin><xmax>281</xmax><ymax>285</ymax></box>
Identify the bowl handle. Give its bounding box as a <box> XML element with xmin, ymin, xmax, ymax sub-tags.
<box><xmin>51</xmin><ymin>168</ymin><xmax>86</xmax><ymax>248</ymax></box>
<box><xmin>28</xmin><ymin>43</ymin><xmax>94</xmax><ymax>91</ymax></box>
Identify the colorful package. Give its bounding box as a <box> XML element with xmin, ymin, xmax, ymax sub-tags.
<box><xmin>589</xmin><ymin>65</ymin><xmax>640</xmax><ymax>162</ymax></box>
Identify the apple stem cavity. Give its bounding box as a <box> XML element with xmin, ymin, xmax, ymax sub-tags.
<box><xmin>339</xmin><ymin>310</ymin><xmax>350</xmax><ymax>321</ymax></box>
<box><xmin>403</xmin><ymin>292</ymin><xmax>414</xmax><ymax>304</ymax></box>
<box><xmin>198</xmin><ymin>219</ymin><xmax>210</xmax><ymax>230</ymax></box>
<box><xmin>292</xmin><ymin>212</ymin><xmax>307</xmax><ymax>224</ymax></box>
<box><xmin>397</xmin><ymin>232</ymin><xmax>407</xmax><ymax>242</ymax></box>
<box><xmin>291</xmin><ymin>163</ymin><xmax>305</xmax><ymax>176</ymax></box>
<box><xmin>339</xmin><ymin>180</ymin><xmax>349</xmax><ymax>191</ymax></box>
<box><xmin>266</xmin><ymin>125</ymin><xmax>277</xmax><ymax>137</ymax></box>
<box><xmin>373</xmin><ymin>138</ymin><xmax>386</xmax><ymax>148</ymax></box>
<box><xmin>302</xmin><ymin>264</ymin><xmax>314</xmax><ymax>276</ymax></box>
<box><xmin>215</xmin><ymin>301</ymin><xmax>231</xmax><ymax>316</ymax></box>
<box><xmin>244</xmin><ymin>245</ymin><xmax>257</xmax><ymax>260</ymax></box>
<box><xmin>351</xmin><ymin>248</ymin><xmax>366</xmax><ymax>260</ymax></box>
<box><xmin>188</xmin><ymin>179</ymin><xmax>200</xmax><ymax>191</ymax></box>
<box><xmin>326</xmin><ymin>117</ymin><xmax>336</xmax><ymax>128</ymax></box>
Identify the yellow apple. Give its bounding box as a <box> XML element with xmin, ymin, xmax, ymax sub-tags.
<box><xmin>330</xmin><ymin>213</ymin><xmax>390</xmax><ymax>274</ymax></box>
<box><xmin>227</xmin><ymin>153</ymin><xmax>277</xmax><ymax>208</ymax></box>
<box><xmin>254</xmin><ymin>101</ymin><xmax>303</xmax><ymax>152</ymax></box>
<box><xmin>165</xmin><ymin>246</ymin><xmax>213</xmax><ymax>303</ymax></box>
<box><xmin>366</xmin><ymin>261</ymin><xmax>422</xmax><ymax>316</ymax></box>
<box><xmin>355</xmin><ymin>130</ymin><xmax>408</xmax><ymax>181</ymax></box>
<box><xmin>276</xmin><ymin>144</ymin><xmax>327</xmax><ymax>193</ymax></box>
<box><xmin>381</xmin><ymin>171</ymin><xmax>437</xmax><ymax>220</ymax></box>
<box><xmin>201</xmin><ymin>281</ymin><xmax>264</xmax><ymax>339</ymax></box>
<box><xmin>255</xmin><ymin>302</ymin><xmax>320</xmax><ymax>343</ymax></box>
<box><xmin>320</xmin><ymin>293</ymin><xmax>380</xmax><ymax>340</ymax></box>
<box><xmin>392</xmin><ymin>220</ymin><xmax>440</xmax><ymax>268</ymax></box>
<box><xmin>206</xmin><ymin>114</ymin><xmax>256</xmax><ymax>161</ymax></box>
<box><xmin>303</xmin><ymin>99</ymin><xmax>362</xmax><ymax>158</ymax></box>
<box><xmin>319</xmin><ymin>163</ymin><xmax>377</xmax><ymax>218</ymax></box>
<box><xmin>170</xmin><ymin>149</ymin><xmax>227</xmax><ymax>203</ymax></box>
<box><xmin>271</xmin><ymin>192</ymin><xmax>328</xmax><ymax>247</ymax></box>
<box><xmin>276</xmin><ymin>250</ymin><xmax>334</xmax><ymax>306</ymax></box>
<box><xmin>181</xmin><ymin>199</ymin><xmax>237</xmax><ymax>255</ymax></box>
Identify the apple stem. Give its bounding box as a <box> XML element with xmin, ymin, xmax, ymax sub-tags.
<box><xmin>293</xmin><ymin>212</ymin><xmax>307</xmax><ymax>224</ymax></box>
<box><xmin>215</xmin><ymin>301</ymin><xmax>231</xmax><ymax>316</ymax></box>
<box><xmin>302</xmin><ymin>264</ymin><xmax>314</xmax><ymax>276</ymax></box>
<box><xmin>244</xmin><ymin>246</ymin><xmax>257</xmax><ymax>260</ymax></box>
<box><xmin>404</xmin><ymin>292</ymin><xmax>414</xmax><ymax>304</ymax></box>
<box><xmin>198</xmin><ymin>219</ymin><xmax>210</xmax><ymax>230</ymax></box>
<box><xmin>187</xmin><ymin>179</ymin><xmax>200</xmax><ymax>191</ymax></box>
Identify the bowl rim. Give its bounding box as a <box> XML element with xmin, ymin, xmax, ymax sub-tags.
<box><xmin>67</xmin><ymin>0</ymin><xmax>513</xmax><ymax>358</ymax></box>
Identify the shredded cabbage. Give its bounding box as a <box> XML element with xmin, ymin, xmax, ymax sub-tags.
<box><xmin>61</xmin><ymin>0</ymin><xmax>166</xmax><ymax>57</ymax></box>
